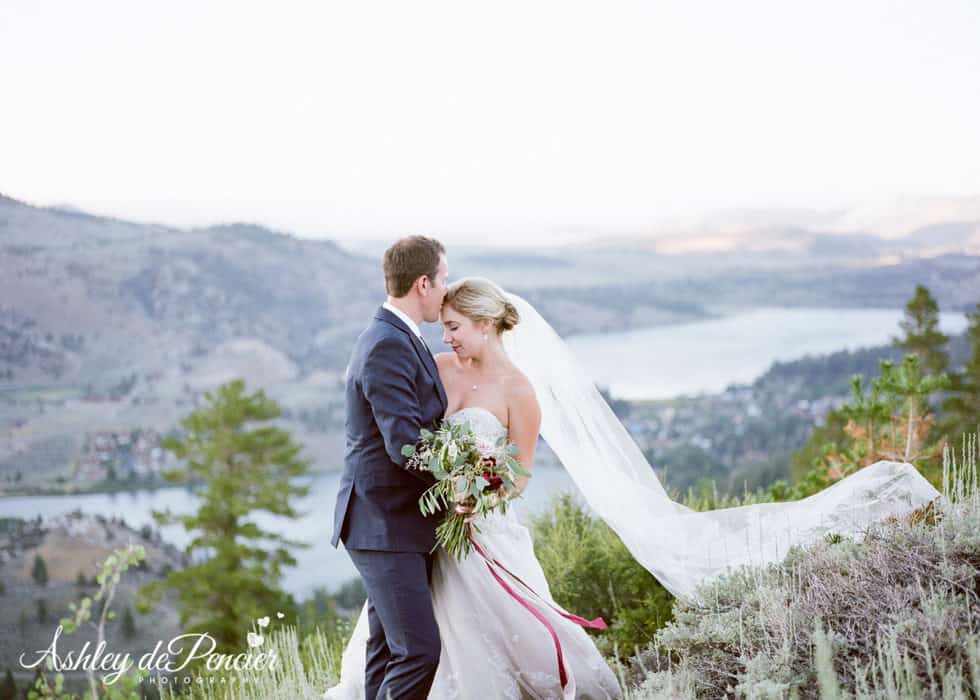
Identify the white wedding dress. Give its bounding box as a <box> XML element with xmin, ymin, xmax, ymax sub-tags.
<box><xmin>325</xmin><ymin>406</ymin><xmax>623</xmax><ymax>700</ymax></box>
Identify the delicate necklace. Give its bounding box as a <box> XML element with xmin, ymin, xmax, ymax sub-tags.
<box><xmin>470</xmin><ymin>358</ymin><xmax>500</xmax><ymax>391</ymax></box>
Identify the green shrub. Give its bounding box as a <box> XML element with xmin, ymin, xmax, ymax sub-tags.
<box><xmin>529</xmin><ymin>493</ymin><xmax>674</xmax><ymax>659</ymax></box>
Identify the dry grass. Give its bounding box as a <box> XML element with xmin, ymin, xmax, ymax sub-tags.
<box><xmin>155</xmin><ymin>625</ymin><xmax>342</xmax><ymax>700</ymax></box>
<box><xmin>629</xmin><ymin>434</ymin><xmax>979</xmax><ymax>699</ymax></box>
<box><xmin>150</xmin><ymin>435</ymin><xmax>979</xmax><ymax>700</ymax></box>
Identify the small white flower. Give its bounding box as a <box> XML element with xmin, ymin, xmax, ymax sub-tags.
<box><xmin>247</xmin><ymin>632</ymin><xmax>264</xmax><ymax>648</ymax></box>
<box><xmin>276</xmin><ymin>611</ymin><xmax>285</xmax><ymax>619</ymax></box>
<box><xmin>257</xmin><ymin>616</ymin><xmax>270</xmax><ymax>628</ymax></box>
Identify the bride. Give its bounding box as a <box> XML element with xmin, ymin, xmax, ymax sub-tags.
<box><xmin>327</xmin><ymin>276</ymin><xmax>623</xmax><ymax>699</ymax></box>
<box><xmin>327</xmin><ymin>276</ymin><xmax>940</xmax><ymax>699</ymax></box>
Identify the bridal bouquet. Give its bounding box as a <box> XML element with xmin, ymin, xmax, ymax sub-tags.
<box><xmin>401</xmin><ymin>420</ymin><xmax>529</xmax><ymax>560</ymax></box>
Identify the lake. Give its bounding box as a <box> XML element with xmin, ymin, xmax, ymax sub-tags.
<box><xmin>1</xmin><ymin>306</ymin><xmax>969</xmax><ymax>597</ymax></box>
<box><xmin>0</xmin><ymin>466</ymin><xmax>579</xmax><ymax>598</ymax></box>
<box><xmin>567</xmin><ymin>307</ymin><xmax>969</xmax><ymax>400</ymax></box>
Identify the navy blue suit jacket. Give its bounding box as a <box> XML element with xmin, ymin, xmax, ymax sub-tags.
<box><xmin>331</xmin><ymin>306</ymin><xmax>448</xmax><ymax>552</ymax></box>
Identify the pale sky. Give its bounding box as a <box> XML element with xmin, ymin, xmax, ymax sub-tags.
<box><xmin>2</xmin><ymin>1</ymin><xmax>979</xmax><ymax>245</ymax></box>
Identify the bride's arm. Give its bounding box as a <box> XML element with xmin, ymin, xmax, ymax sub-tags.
<box><xmin>507</xmin><ymin>379</ymin><xmax>541</xmax><ymax>496</ymax></box>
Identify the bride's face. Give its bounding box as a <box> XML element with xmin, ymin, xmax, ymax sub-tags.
<box><xmin>440</xmin><ymin>305</ymin><xmax>489</xmax><ymax>359</ymax></box>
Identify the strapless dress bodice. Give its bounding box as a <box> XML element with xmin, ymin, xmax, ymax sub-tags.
<box><xmin>443</xmin><ymin>406</ymin><xmax>519</xmax><ymax>533</ymax></box>
<box><xmin>445</xmin><ymin>406</ymin><xmax>508</xmax><ymax>443</ymax></box>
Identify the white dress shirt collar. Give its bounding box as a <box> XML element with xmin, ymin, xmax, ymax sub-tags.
<box><xmin>382</xmin><ymin>301</ymin><xmax>423</xmax><ymax>339</ymax></box>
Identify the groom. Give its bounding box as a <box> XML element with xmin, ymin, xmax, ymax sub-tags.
<box><xmin>331</xmin><ymin>235</ymin><xmax>450</xmax><ymax>700</ymax></box>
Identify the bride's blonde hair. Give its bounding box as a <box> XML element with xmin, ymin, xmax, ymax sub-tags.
<box><xmin>443</xmin><ymin>277</ymin><xmax>520</xmax><ymax>334</ymax></box>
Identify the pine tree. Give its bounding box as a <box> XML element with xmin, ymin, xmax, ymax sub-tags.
<box><xmin>0</xmin><ymin>668</ymin><xmax>16</xmax><ymax>700</ymax></box>
<box><xmin>37</xmin><ymin>598</ymin><xmax>48</xmax><ymax>623</ymax></box>
<box><xmin>839</xmin><ymin>375</ymin><xmax>893</xmax><ymax>458</ymax></box>
<box><xmin>32</xmin><ymin>554</ymin><xmax>48</xmax><ymax>586</ymax></box>
<box><xmin>893</xmin><ymin>285</ymin><xmax>950</xmax><ymax>374</ymax></box>
<box><xmin>790</xmin><ymin>407</ymin><xmax>848</xmax><ymax>486</ymax></box>
<box><xmin>121</xmin><ymin>605</ymin><xmax>137</xmax><ymax>639</ymax></box>
<box><xmin>791</xmin><ymin>352</ymin><xmax>951</xmax><ymax>494</ymax></box>
<box><xmin>139</xmin><ymin>379</ymin><xmax>309</xmax><ymax>651</ymax></box>
<box><xmin>942</xmin><ymin>302</ymin><xmax>980</xmax><ymax>442</ymax></box>
<box><xmin>877</xmin><ymin>355</ymin><xmax>950</xmax><ymax>461</ymax></box>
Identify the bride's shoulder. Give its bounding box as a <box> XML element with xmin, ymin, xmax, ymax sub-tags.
<box><xmin>433</xmin><ymin>352</ymin><xmax>458</xmax><ymax>370</ymax></box>
<box><xmin>504</xmin><ymin>366</ymin><xmax>537</xmax><ymax>403</ymax></box>
<box><xmin>434</xmin><ymin>352</ymin><xmax>462</xmax><ymax>379</ymax></box>
<box><xmin>505</xmin><ymin>368</ymin><xmax>541</xmax><ymax>428</ymax></box>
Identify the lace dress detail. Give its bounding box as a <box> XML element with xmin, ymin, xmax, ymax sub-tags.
<box><xmin>325</xmin><ymin>407</ymin><xmax>622</xmax><ymax>700</ymax></box>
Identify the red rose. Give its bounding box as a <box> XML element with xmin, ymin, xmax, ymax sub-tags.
<box><xmin>481</xmin><ymin>471</ymin><xmax>504</xmax><ymax>491</ymax></box>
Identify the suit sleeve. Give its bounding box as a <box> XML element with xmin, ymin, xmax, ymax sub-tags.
<box><xmin>361</xmin><ymin>336</ymin><xmax>435</xmax><ymax>483</ymax></box>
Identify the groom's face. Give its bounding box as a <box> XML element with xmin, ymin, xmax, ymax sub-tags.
<box><xmin>420</xmin><ymin>254</ymin><xmax>449</xmax><ymax>323</ymax></box>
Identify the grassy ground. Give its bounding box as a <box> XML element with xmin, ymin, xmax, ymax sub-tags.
<box><xmin>628</xmin><ymin>436</ymin><xmax>979</xmax><ymax>699</ymax></box>
<box><xmin>113</xmin><ymin>437</ymin><xmax>979</xmax><ymax>699</ymax></box>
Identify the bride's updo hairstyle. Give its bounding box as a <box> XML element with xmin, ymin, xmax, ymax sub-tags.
<box><xmin>443</xmin><ymin>277</ymin><xmax>520</xmax><ymax>334</ymax></box>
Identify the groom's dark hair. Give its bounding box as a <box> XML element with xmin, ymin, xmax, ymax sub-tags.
<box><xmin>383</xmin><ymin>236</ymin><xmax>446</xmax><ymax>298</ymax></box>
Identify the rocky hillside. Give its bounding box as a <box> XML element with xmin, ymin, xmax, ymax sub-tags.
<box><xmin>0</xmin><ymin>194</ymin><xmax>379</xmax><ymax>388</ymax></box>
<box><xmin>2</xmin><ymin>193</ymin><xmax>979</xmax><ymax>494</ymax></box>
<box><xmin>0</xmin><ymin>511</ymin><xmax>186</xmax><ymax>675</ymax></box>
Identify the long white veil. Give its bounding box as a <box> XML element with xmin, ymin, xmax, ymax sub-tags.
<box><xmin>501</xmin><ymin>293</ymin><xmax>941</xmax><ymax>600</ymax></box>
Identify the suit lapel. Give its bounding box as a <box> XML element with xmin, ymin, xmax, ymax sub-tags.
<box><xmin>410</xmin><ymin>333</ymin><xmax>449</xmax><ymax>411</ymax></box>
<box><xmin>374</xmin><ymin>307</ymin><xmax>449</xmax><ymax>413</ymax></box>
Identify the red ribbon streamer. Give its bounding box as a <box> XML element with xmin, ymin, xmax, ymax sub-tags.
<box><xmin>468</xmin><ymin>526</ymin><xmax>607</xmax><ymax>690</ymax></box>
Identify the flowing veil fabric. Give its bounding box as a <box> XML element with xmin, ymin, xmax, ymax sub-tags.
<box><xmin>501</xmin><ymin>293</ymin><xmax>941</xmax><ymax>601</ymax></box>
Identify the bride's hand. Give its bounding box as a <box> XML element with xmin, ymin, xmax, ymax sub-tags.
<box><xmin>454</xmin><ymin>497</ymin><xmax>478</xmax><ymax>523</ymax></box>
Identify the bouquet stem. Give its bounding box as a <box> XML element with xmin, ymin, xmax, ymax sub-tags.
<box><xmin>436</xmin><ymin>511</ymin><xmax>475</xmax><ymax>560</ymax></box>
